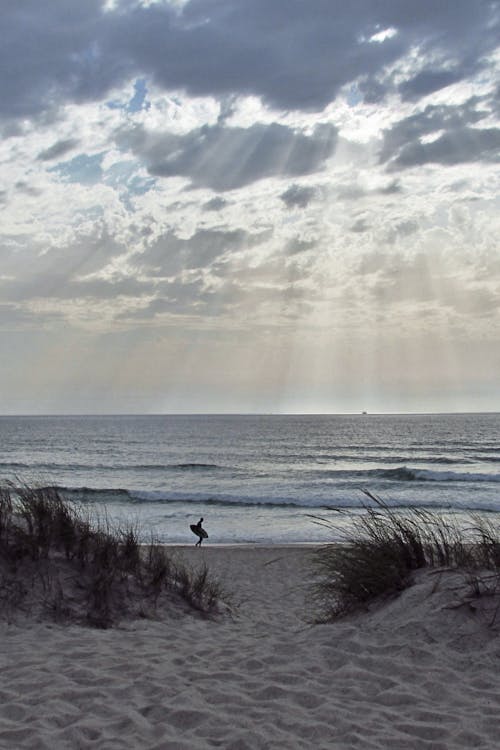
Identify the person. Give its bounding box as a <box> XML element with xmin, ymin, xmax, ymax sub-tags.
<box><xmin>190</xmin><ymin>517</ymin><xmax>207</xmax><ymax>546</ymax></box>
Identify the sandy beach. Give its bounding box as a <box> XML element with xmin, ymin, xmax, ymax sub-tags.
<box><xmin>1</xmin><ymin>545</ymin><xmax>499</xmax><ymax>749</ymax></box>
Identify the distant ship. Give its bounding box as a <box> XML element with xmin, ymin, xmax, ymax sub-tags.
<box><xmin>361</xmin><ymin>410</ymin><xmax>368</xmax><ymax>415</ymax></box>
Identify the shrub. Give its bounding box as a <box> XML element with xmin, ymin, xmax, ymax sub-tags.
<box><xmin>0</xmin><ymin>482</ymin><xmax>225</xmax><ymax>627</ymax></box>
<box><xmin>142</xmin><ymin>542</ymin><xmax>171</xmax><ymax>603</ymax></box>
<box><xmin>171</xmin><ymin>561</ymin><xmax>224</xmax><ymax>614</ymax></box>
<box><xmin>311</xmin><ymin>491</ymin><xmax>500</xmax><ymax>620</ymax></box>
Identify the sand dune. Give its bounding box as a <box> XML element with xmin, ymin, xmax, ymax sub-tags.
<box><xmin>1</xmin><ymin>546</ymin><xmax>499</xmax><ymax>749</ymax></box>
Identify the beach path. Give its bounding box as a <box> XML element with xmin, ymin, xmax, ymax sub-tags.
<box><xmin>1</xmin><ymin>546</ymin><xmax>499</xmax><ymax>749</ymax></box>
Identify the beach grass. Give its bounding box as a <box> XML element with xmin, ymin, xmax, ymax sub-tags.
<box><xmin>0</xmin><ymin>481</ymin><xmax>225</xmax><ymax>627</ymax></box>
<box><xmin>311</xmin><ymin>491</ymin><xmax>500</xmax><ymax>620</ymax></box>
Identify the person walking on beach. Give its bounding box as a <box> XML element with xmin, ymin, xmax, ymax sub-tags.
<box><xmin>190</xmin><ymin>517</ymin><xmax>208</xmax><ymax>546</ymax></box>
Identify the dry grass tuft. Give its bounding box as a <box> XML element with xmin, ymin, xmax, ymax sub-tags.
<box><xmin>0</xmin><ymin>482</ymin><xmax>225</xmax><ymax>627</ymax></box>
<box><xmin>311</xmin><ymin>491</ymin><xmax>500</xmax><ymax>621</ymax></box>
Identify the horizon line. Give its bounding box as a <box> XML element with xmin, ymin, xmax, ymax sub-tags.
<box><xmin>1</xmin><ymin>410</ymin><xmax>499</xmax><ymax>418</ymax></box>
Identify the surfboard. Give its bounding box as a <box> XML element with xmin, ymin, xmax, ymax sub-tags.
<box><xmin>190</xmin><ymin>525</ymin><xmax>208</xmax><ymax>539</ymax></box>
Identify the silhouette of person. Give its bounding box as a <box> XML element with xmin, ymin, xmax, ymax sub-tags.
<box><xmin>190</xmin><ymin>517</ymin><xmax>207</xmax><ymax>546</ymax></box>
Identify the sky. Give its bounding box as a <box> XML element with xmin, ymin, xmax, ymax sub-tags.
<box><xmin>1</xmin><ymin>0</ymin><xmax>499</xmax><ymax>414</ymax></box>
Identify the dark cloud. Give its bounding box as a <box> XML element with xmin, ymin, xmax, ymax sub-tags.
<box><xmin>280</xmin><ymin>184</ymin><xmax>317</xmax><ymax>209</ymax></box>
<box><xmin>116</xmin><ymin>121</ymin><xmax>337</xmax><ymax>191</ymax></box>
<box><xmin>102</xmin><ymin>0</ymin><xmax>406</xmax><ymax>112</ymax></box>
<box><xmin>1</xmin><ymin>0</ymin><xmax>498</xmax><ymax>125</ymax></box>
<box><xmin>202</xmin><ymin>197</ymin><xmax>228</xmax><ymax>211</ymax></box>
<box><xmin>117</xmin><ymin>278</ymin><xmax>232</xmax><ymax>320</ymax></box>
<box><xmin>381</xmin><ymin>219</ymin><xmax>419</xmax><ymax>245</ymax></box>
<box><xmin>350</xmin><ymin>218</ymin><xmax>370</xmax><ymax>233</ymax></box>
<box><xmin>285</xmin><ymin>238</ymin><xmax>316</xmax><ymax>255</ymax></box>
<box><xmin>381</xmin><ymin>100</ymin><xmax>485</xmax><ymax>158</ymax></box>
<box><xmin>491</xmin><ymin>84</ymin><xmax>500</xmax><ymax>116</ymax></box>
<box><xmin>337</xmin><ymin>181</ymin><xmax>403</xmax><ymax>201</ymax></box>
<box><xmin>356</xmin><ymin>77</ymin><xmax>388</xmax><ymax>105</ymax></box>
<box><xmin>0</xmin><ymin>223</ymin><xmax>127</xmax><ymax>302</ymax></box>
<box><xmin>395</xmin><ymin>220</ymin><xmax>418</xmax><ymax>236</ymax></box>
<box><xmin>0</xmin><ymin>223</ymin><xmax>273</xmax><ymax>315</ymax></box>
<box><xmin>399</xmin><ymin>69</ymin><xmax>465</xmax><ymax>101</ymax></box>
<box><xmin>135</xmin><ymin>226</ymin><xmax>272</xmax><ymax>276</ymax></box>
<box><xmin>380</xmin><ymin>99</ymin><xmax>500</xmax><ymax>169</ymax></box>
<box><xmin>390</xmin><ymin>127</ymin><xmax>500</xmax><ymax>170</ymax></box>
<box><xmin>0</xmin><ymin>1</ymin><xmax>121</xmax><ymax>120</ymax></box>
<box><xmin>78</xmin><ymin>1</ymin><xmax>500</xmax><ymax>112</ymax></box>
<box><xmin>378</xmin><ymin>180</ymin><xmax>402</xmax><ymax>195</ymax></box>
<box><xmin>37</xmin><ymin>138</ymin><xmax>80</xmax><ymax>161</ymax></box>
<box><xmin>14</xmin><ymin>181</ymin><xmax>43</xmax><ymax>197</ymax></box>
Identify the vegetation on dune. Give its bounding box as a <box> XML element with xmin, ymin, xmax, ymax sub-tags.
<box><xmin>0</xmin><ymin>482</ymin><xmax>225</xmax><ymax>628</ymax></box>
<box><xmin>311</xmin><ymin>491</ymin><xmax>500</xmax><ymax>622</ymax></box>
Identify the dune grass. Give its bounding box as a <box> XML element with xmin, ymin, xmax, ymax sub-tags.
<box><xmin>311</xmin><ymin>491</ymin><xmax>500</xmax><ymax>621</ymax></box>
<box><xmin>0</xmin><ymin>481</ymin><xmax>225</xmax><ymax>627</ymax></box>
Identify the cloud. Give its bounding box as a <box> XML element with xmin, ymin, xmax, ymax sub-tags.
<box><xmin>0</xmin><ymin>303</ymin><xmax>63</xmax><ymax>329</ymax></box>
<box><xmin>202</xmin><ymin>196</ymin><xmax>228</xmax><ymax>211</ymax></box>
<box><xmin>390</xmin><ymin>127</ymin><xmax>500</xmax><ymax>170</ymax></box>
<box><xmin>37</xmin><ymin>138</ymin><xmax>80</xmax><ymax>161</ymax></box>
<box><xmin>350</xmin><ymin>218</ymin><xmax>371</xmax><ymax>233</ymax></box>
<box><xmin>378</xmin><ymin>180</ymin><xmax>402</xmax><ymax>195</ymax></box>
<box><xmin>0</xmin><ymin>223</ymin><xmax>128</xmax><ymax>303</ymax></box>
<box><xmin>117</xmin><ymin>277</ymin><xmax>235</xmax><ymax>320</ymax></box>
<box><xmin>336</xmin><ymin>184</ymin><xmax>367</xmax><ymax>201</ymax></box>
<box><xmin>97</xmin><ymin>0</ymin><xmax>406</xmax><ymax>111</ymax></box>
<box><xmin>280</xmin><ymin>184</ymin><xmax>317</xmax><ymax>209</ymax></box>
<box><xmin>356</xmin><ymin>248</ymin><xmax>500</xmax><ymax>319</ymax></box>
<box><xmin>380</xmin><ymin>99</ymin><xmax>500</xmax><ymax>169</ymax></box>
<box><xmin>1</xmin><ymin>0</ymin><xmax>498</xmax><ymax>128</ymax></box>
<box><xmin>134</xmin><ymin>226</ymin><xmax>272</xmax><ymax>276</ymax></box>
<box><xmin>14</xmin><ymin>181</ymin><xmax>42</xmax><ymax>197</ymax></box>
<box><xmin>0</xmin><ymin>1</ymin><xmax>118</xmax><ymax>120</ymax></box>
<box><xmin>285</xmin><ymin>238</ymin><xmax>316</xmax><ymax>255</ymax></box>
<box><xmin>399</xmin><ymin>69</ymin><xmax>467</xmax><ymax>102</ymax></box>
<box><xmin>115</xmin><ymin>121</ymin><xmax>338</xmax><ymax>191</ymax></box>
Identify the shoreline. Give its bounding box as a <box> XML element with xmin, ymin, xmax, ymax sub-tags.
<box><xmin>156</xmin><ymin>541</ymin><xmax>327</xmax><ymax>548</ymax></box>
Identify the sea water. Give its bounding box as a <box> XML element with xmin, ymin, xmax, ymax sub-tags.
<box><xmin>1</xmin><ymin>413</ymin><xmax>499</xmax><ymax>544</ymax></box>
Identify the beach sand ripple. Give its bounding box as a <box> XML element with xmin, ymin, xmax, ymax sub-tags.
<box><xmin>1</xmin><ymin>546</ymin><xmax>499</xmax><ymax>749</ymax></box>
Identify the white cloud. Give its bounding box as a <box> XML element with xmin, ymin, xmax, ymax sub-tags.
<box><xmin>369</xmin><ymin>27</ymin><xmax>398</xmax><ymax>44</ymax></box>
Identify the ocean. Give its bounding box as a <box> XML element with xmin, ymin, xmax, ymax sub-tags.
<box><xmin>1</xmin><ymin>413</ymin><xmax>499</xmax><ymax>544</ymax></box>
